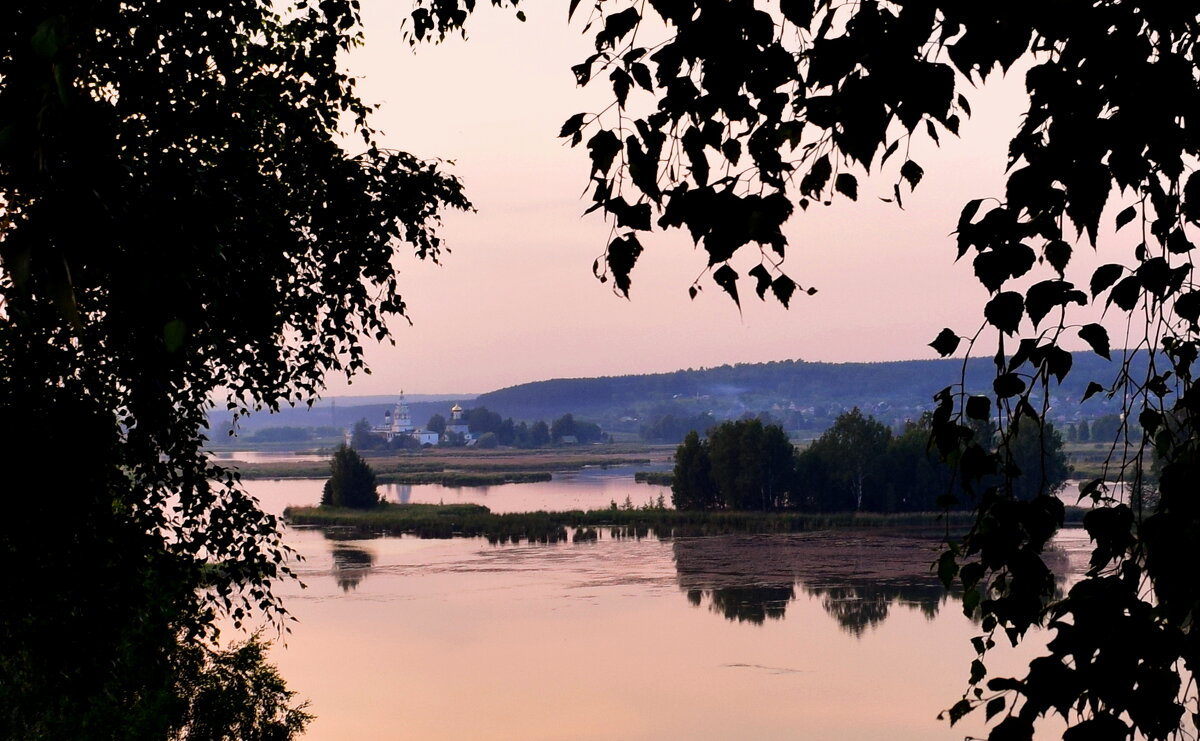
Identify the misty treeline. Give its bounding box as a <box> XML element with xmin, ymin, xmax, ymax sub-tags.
<box><xmin>474</xmin><ymin>355</ymin><xmax>1135</xmax><ymax>434</ymax></box>
<box><xmin>350</xmin><ymin>406</ymin><xmax>605</xmax><ymax>450</ymax></box>
<box><xmin>673</xmin><ymin>410</ymin><xmax>1070</xmax><ymax>513</ymax></box>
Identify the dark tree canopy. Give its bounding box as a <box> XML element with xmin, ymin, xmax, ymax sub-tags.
<box><xmin>411</xmin><ymin>2</ymin><xmax>1200</xmax><ymax>738</ymax></box>
<box><xmin>671</xmin><ymin>430</ymin><xmax>719</xmax><ymax>510</ymax></box>
<box><xmin>673</xmin><ymin>419</ymin><xmax>793</xmax><ymax>511</ymax></box>
<box><xmin>803</xmin><ymin>407</ymin><xmax>892</xmax><ymax>511</ymax></box>
<box><xmin>322</xmin><ymin>444</ymin><xmax>382</xmax><ymax>510</ymax></box>
<box><xmin>2</xmin><ymin>0</ymin><xmax>466</xmax><ymax>736</ymax></box>
<box><xmin>1004</xmin><ymin>420</ymin><xmax>1070</xmax><ymax>502</ymax></box>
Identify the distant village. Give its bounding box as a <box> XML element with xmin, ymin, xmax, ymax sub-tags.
<box><xmin>348</xmin><ymin>393</ymin><xmax>473</xmax><ymax>447</ymax></box>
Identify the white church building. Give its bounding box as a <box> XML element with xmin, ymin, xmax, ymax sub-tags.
<box><xmin>372</xmin><ymin>392</ymin><xmax>441</xmax><ymax>446</ymax></box>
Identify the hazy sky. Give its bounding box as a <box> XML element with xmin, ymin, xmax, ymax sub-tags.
<box><xmin>322</xmin><ymin>3</ymin><xmax>1134</xmax><ymax>396</ymax></box>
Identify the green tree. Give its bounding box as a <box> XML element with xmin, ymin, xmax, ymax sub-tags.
<box><xmin>550</xmin><ymin>413</ymin><xmax>576</xmax><ymax>442</ymax></box>
<box><xmin>475</xmin><ymin>431</ymin><xmax>499</xmax><ymax>449</ymax></box>
<box><xmin>641</xmin><ymin>411</ymin><xmax>716</xmax><ymax>443</ymax></box>
<box><xmin>530</xmin><ymin>420</ymin><xmax>551</xmax><ymax>447</ymax></box>
<box><xmin>1</xmin><ymin>1</ymin><xmax>467</xmax><ymax>736</ymax></box>
<box><xmin>465</xmin><ymin>406</ymin><xmax>503</xmax><ymax>435</ymax></box>
<box><xmin>1089</xmin><ymin>413</ymin><xmax>1124</xmax><ymax>443</ymax></box>
<box><xmin>879</xmin><ymin>417</ymin><xmax>954</xmax><ymax>513</ymax></box>
<box><xmin>351</xmin><ymin>418</ymin><xmax>385</xmax><ymax>450</ymax></box>
<box><xmin>573</xmin><ymin>419</ymin><xmax>605</xmax><ymax>443</ymax></box>
<box><xmin>497</xmin><ymin>417</ymin><xmax>516</xmax><ymax>446</ymax></box>
<box><xmin>1004</xmin><ymin>420</ymin><xmax>1070</xmax><ymax>502</ymax></box>
<box><xmin>671</xmin><ymin>430</ymin><xmax>719</xmax><ymax>510</ymax></box>
<box><xmin>512</xmin><ymin>420</ymin><xmax>531</xmax><ymax>448</ymax></box>
<box><xmin>803</xmin><ymin>409</ymin><xmax>892</xmax><ymax>512</ymax></box>
<box><xmin>322</xmin><ymin>444</ymin><xmax>381</xmax><ymax>510</ymax></box>
<box><xmin>173</xmin><ymin>637</ymin><xmax>312</xmax><ymax>741</ymax></box>
<box><xmin>426</xmin><ymin>413</ymin><xmax>447</xmax><ymax>435</ymax></box>
<box><xmin>704</xmin><ymin>419</ymin><xmax>794</xmax><ymax>510</ymax></box>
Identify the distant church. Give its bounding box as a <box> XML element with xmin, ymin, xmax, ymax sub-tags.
<box><xmin>372</xmin><ymin>392</ymin><xmax>441</xmax><ymax>446</ymax></box>
<box><xmin>365</xmin><ymin>393</ymin><xmax>472</xmax><ymax>446</ymax></box>
<box><xmin>444</xmin><ymin>404</ymin><xmax>472</xmax><ymax>441</ymax></box>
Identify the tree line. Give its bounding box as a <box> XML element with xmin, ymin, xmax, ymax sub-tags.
<box><xmin>350</xmin><ymin>406</ymin><xmax>605</xmax><ymax>450</ymax></box>
<box><xmin>673</xmin><ymin>410</ymin><xmax>1069</xmax><ymax>513</ymax></box>
<box><xmin>474</xmin><ymin>355</ymin><xmax>1134</xmax><ymax>429</ymax></box>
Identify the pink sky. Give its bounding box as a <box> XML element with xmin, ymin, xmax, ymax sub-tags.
<box><xmin>322</xmin><ymin>3</ymin><xmax>1138</xmax><ymax>396</ymax></box>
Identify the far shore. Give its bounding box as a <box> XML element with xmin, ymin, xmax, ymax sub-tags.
<box><xmin>223</xmin><ymin>444</ymin><xmax>674</xmax><ymax>483</ymax></box>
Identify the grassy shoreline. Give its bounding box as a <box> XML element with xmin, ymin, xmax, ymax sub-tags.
<box><xmin>283</xmin><ymin>503</ymin><xmax>1023</xmax><ymax>543</ymax></box>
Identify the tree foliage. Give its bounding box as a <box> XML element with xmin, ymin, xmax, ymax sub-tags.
<box><xmin>322</xmin><ymin>444</ymin><xmax>382</xmax><ymax>510</ymax></box>
<box><xmin>672</xmin><ymin>419</ymin><xmax>793</xmax><ymax>510</ymax></box>
<box><xmin>1004</xmin><ymin>419</ymin><xmax>1071</xmax><ymax>502</ymax></box>
<box><xmin>792</xmin><ymin>411</ymin><xmax>1068</xmax><ymax>513</ymax></box>
<box><xmin>549</xmin><ymin>412</ymin><xmax>605</xmax><ymax>443</ymax></box>
<box><xmin>352</xmin><ymin>418</ymin><xmax>386</xmax><ymax>450</ymax></box>
<box><xmin>405</xmin><ymin>2</ymin><xmax>1200</xmax><ymax>735</ymax></box>
<box><xmin>804</xmin><ymin>407</ymin><xmax>892</xmax><ymax>511</ymax></box>
<box><xmin>172</xmin><ymin>637</ymin><xmax>313</xmax><ymax>741</ymax></box>
<box><xmin>671</xmin><ymin>430</ymin><xmax>719</xmax><ymax>510</ymax></box>
<box><xmin>1</xmin><ymin>0</ymin><xmax>467</xmax><ymax>735</ymax></box>
<box><xmin>707</xmin><ymin>418</ymin><xmax>794</xmax><ymax>510</ymax></box>
<box><xmin>640</xmin><ymin>410</ymin><xmax>716</xmax><ymax>443</ymax></box>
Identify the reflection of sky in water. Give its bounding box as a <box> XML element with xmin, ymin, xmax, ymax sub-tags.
<box><xmin>383</xmin><ymin>466</ymin><xmax>671</xmax><ymax>513</ymax></box>
<box><xmin>246</xmin><ymin>475</ymin><xmax>1089</xmax><ymax>741</ymax></box>
<box><xmin>246</xmin><ymin>470</ymin><xmax>670</xmax><ymax>515</ymax></box>
<box><xmin>209</xmin><ymin>450</ymin><xmax>329</xmax><ymax>463</ymax></box>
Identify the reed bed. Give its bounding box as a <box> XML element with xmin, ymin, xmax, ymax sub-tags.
<box><xmin>283</xmin><ymin>503</ymin><xmax>1009</xmax><ymax>543</ymax></box>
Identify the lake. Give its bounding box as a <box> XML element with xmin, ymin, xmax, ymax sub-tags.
<box><xmin>245</xmin><ymin>473</ymin><xmax>1092</xmax><ymax>741</ymax></box>
<box><xmin>249</xmin><ymin>464</ymin><xmax>671</xmax><ymax>515</ymax></box>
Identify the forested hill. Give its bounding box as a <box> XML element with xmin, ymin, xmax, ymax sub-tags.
<box><xmin>475</xmin><ymin>354</ymin><xmax>1136</xmax><ymax>431</ymax></box>
<box><xmin>215</xmin><ymin>354</ymin><xmax>1140</xmax><ymax>440</ymax></box>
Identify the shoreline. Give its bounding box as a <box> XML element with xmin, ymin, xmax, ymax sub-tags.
<box><xmin>283</xmin><ymin>503</ymin><xmax>1002</xmax><ymax>543</ymax></box>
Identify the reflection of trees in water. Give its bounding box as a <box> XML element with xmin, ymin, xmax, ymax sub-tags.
<box><xmin>673</xmin><ymin>534</ymin><xmax>953</xmax><ymax>633</ymax></box>
<box><xmin>330</xmin><ymin>546</ymin><xmax>374</xmax><ymax>591</ymax></box>
<box><xmin>806</xmin><ymin>581</ymin><xmax>949</xmax><ymax>636</ymax></box>
<box><xmin>673</xmin><ymin>533</ymin><xmax>1074</xmax><ymax>634</ymax></box>
<box><xmin>687</xmin><ymin>585</ymin><xmax>796</xmax><ymax>624</ymax></box>
<box><xmin>320</xmin><ymin>531</ymin><xmax>377</xmax><ymax>592</ymax></box>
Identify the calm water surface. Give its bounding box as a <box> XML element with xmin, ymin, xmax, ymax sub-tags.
<box><xmin>250</xmin><ymin>465</ymin><xmax>671</xmax><ymax>514</ymax></box>
<box><xmin>246</xmin><ymin>476</ymin><xmax>1091</xmax><ymax>741</ymax></box>
<box><xmin>212</xmin><ymin>450</ymin><xmax>330</xmax><ymax>463</ymax></box>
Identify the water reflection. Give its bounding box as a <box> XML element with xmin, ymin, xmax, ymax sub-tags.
<box><xmin>673</xmin><ymin>533</ymin><xmax>955</xmax><ymax>633</ymax></box>
<box><xmin>393</xmin><ymin>484</ymin><xmax>412</xmax><ymax>504</ymax></box>
<box><xmin>673</xmin><ymin>532</ymin><xmax>1072</xmax><ymax>635</ymax></box>
<box><xmin>323</xmin><ymin>534</ymin><xmax>376</xmax><ymax>592</ymax></box>
<box><xmin>809</xmin><ymin>581</ymin><xmax>948</xmax><ymax>636</ymax></box>
<box><xmin>267</xmin><ymin>523</ymin><xmax>1092</xmax><ymax>741</ymax></box>
<box><xmin>687</xmin><ymin>585</ymin><xmax>795</xmax><ymax>624</ymax></box>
